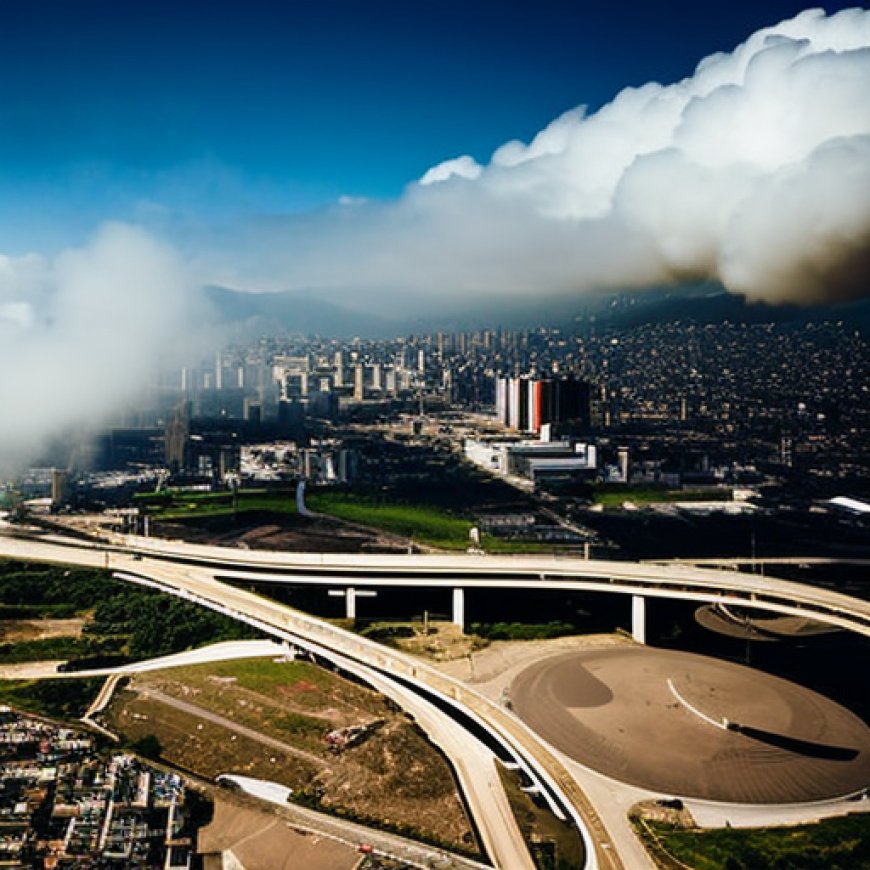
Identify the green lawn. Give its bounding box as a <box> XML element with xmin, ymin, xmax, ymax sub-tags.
<box><xmin>139</xmin><ymin>485</ymin><xmax>553</xmax><ymax>552</ymax></box>
<box><xmin>305</xmin><ymin>491</ymin><xmax>475</xmax><ymax>549</ymax></box>
<box><xmin>135</xmin><ymin>488</ymin><xmax>297</xmax><ymax>520</ymax></box>
<box><xmin>310</xmin><ymin>491</ymin><xmax>556</xmax><ymax>552</ymax></box>
<box><xmin>637</xmin><ymin>814</ymin><xmax>870</xmax><ymax>870</ymax></box>
<box><xmin>592</xmin><ymin>486</ymin><xmax>732</xmax><ymax>507</ymax></box>
<box><xmin>181</xmin><ymin>657</ymin><xmax>336</xmax><ymax>694</ymax></box>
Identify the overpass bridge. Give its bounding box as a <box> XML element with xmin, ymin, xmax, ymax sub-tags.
<box><xmin>0</xmin><ymin>532</ymin><xmax>613</xmax><ymax>870</ymax></box>
<box><xmin>114</xmin><ymin>535</ymin><xmax>870</xmax><ymax>644</ymax></box>
<box><xmin>3</xmin><ymin>529</ymin><xmax>870</xmax><ymax>869</ymax></box>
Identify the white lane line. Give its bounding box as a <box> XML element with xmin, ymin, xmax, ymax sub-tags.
<box><xmin>667</xmin><ymin>678</ymin><xmax>728</xmax><ymax>731</ymax></box>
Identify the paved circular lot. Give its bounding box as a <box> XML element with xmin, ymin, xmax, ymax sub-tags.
<box><xmin>511</xmin><ymin>646</ymin><xmax>870</xmax><ymax>803</ymax></box>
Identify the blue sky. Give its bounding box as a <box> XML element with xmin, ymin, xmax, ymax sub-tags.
<box><xmin>0</xmin><ymin>0</ymin><xmax>858</xmax><ymax>253</ymax></box>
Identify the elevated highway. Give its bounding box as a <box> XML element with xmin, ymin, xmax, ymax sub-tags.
<box><xmin>112</xmin><ymin>535</ymin><xmax>870</xmax><ymax>641</ymax></box>
<box><xmin>4</xmin><ymin>530</ymin><xmax>870</xmax><ymax>868</ymax></box>
<box><xmin>0</xmin><ymin>533</ymin><xmax>610</xmax><ymax>870</ymax></box>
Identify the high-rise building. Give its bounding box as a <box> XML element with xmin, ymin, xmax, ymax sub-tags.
<box><xmin>617</xmin><ymin>446</ymin><xmax>630</xmax><ymax>483</ymax></box>
<box><xmin>385</xmin><ymin>367</ymin><xmax>398</xmax><ymax>395</ymax></box>
<box><xmin>50</xmin><ymin>468</ymin><xmax>71</xmax><ymax>509</ymax></box>
<box><xmin>354</xmin><ymin>364</ymin><xmax>365</xmax><ymax>401</ymax></box>
<box><xmin>164</xmin><ymin>403</ymin><xmax>190</xmax><ymax>472</ymax></box>
<box><xmin>495</xmin><ymin>375</ymin><xmax>591</xmax><ymax>434</ymax></box>
<box><xmin>333</xmin><ymin>350</ymin><xmax>344</xmax><ymax>387</ymax></box>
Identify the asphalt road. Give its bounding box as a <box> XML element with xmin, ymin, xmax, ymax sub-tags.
<box><xmin>511</xmin><ymin>646</ymin><xmax>870</xmax><ymax>804</ymax></box>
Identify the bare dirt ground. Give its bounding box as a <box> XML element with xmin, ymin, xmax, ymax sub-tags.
<box><xmin>0</xmin><ymin>660</ymin><xmax>66</xmax><ymax>678</ymax></box>
<box><xmin>104</xmin><ymin>658</ymin><xmax>475</xmax><ymax>851</ymax></box>
<box><xmin>153</xmin><ymin>511</ymin><xmax>413</xmax><ymax>554</ymax></box>
<box><xmin>198</xmin><ymin>797</ymin><xmax>360</xmax><ymax>870</ymax></box>
<box><xmin>434</xmin><ymin>631</ymin><xmax>635</xmax><ymax>698</ymax></box>
<box><xmin>373</xmin><ymin>621</ymin><xmax>484</xmax><ymax>663</ymax></box>
<box><xmin>509</xmin><ymin>645</ymin><xmax>870</xmax><ymax>804</ymax></box>
<box><xmin>0</xmin><ymin>617</ymin><xmax>86</xmax><ymax>643</ymax></box>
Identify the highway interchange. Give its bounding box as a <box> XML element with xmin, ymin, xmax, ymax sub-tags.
<box><xmin>1</xmin><ymin>528</ymin><xmax>869</xmax><ymax>868</ymax></box>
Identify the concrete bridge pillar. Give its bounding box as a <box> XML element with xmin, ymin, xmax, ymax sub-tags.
<box><xmin>452</xmin><ymin>587</ymin><xmax>465</xmax><ymax>630</ymax></box>
<box><xmin>328</xmin><ymin>588</ymin><xmax>376</xmax><ymax>620</ymax></box>
<box><xmin>631</xmin><ymin>594</ymin><xmax>646</xmax><ymax>644</ymax></box>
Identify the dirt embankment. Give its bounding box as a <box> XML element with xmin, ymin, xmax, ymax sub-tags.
<box><xmin>0</xmin><ymin>618</ymin><xmax>86</xmax><ymax>644</ymax></box>
<box><xmin>153</xmin><ymin>511</ymin><xmax>412</xmax><ymax>554</ymax></box>
<box><xmin>104</xmin><ymin>659</ymin><xmax>476</xmax><ymax>852</ymax></box>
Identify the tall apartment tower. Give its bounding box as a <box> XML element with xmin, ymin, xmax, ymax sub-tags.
<box><xmin>354</xmin><ymin>364</ymin><xmax>365</xmax><ymax>401</ymax></box>
<box><xmin>334</xmin><ymin>350</ymin><xmax>344</xmax><ymax>387</ymax></box>
<box><xmin>165</xmin><ymin>403</ymin><xmax>190</xmax><ymax>472</ymax></box>
<box><xmin>617</xmin><ymin>447</ymin><xmax>630</xmax><ymax>484</ymax></box>
<box><xmin>495</xmin><ymin>375</ymin><xmax>591</xmax><ymax>434</ymax></box>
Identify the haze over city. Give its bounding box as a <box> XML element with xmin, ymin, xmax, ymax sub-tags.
<box><xmin>0</xmin><ymin>2</ymin><xmax>868</xmax><ymax>465</ymax></box>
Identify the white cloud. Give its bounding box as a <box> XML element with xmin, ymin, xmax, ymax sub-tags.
<box><xmin>419</xmin><ymin>155</ymin><xmax>483</xmax><ymax>186</ymax></box>
<box><xmin>5</xmin><ymin>8</ymin><xmax>870</xmax><ymax>469</ymax></box>
<box><xmin>0</xmin><ymin>223</ymin><xmax>194</xmax><ymax>471</ymax></box>
<box><xmin>207</xmin><ymin>6</ymin><xmax>870</xmax><ymax>309</ymax></box>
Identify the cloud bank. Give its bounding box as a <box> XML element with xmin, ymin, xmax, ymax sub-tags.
<box><xmin>209</xmin><ymin>6</ymin><xmax>870</xmax><ymax>308</ymax></box>
<box><xmin>0</xmin><ymin>223</ymin><xmax>194</xmax><ymax>471</ymax></box>
<box><xmin>2</xmin><ymin>8</ymin><xmax>869</xmax><ymax>469</ymax></box>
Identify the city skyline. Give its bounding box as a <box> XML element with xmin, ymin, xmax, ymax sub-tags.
<box><xmin>1</xmin><ymin>2</ymin><xmax>869</xmax><ymax>472</ymax></box>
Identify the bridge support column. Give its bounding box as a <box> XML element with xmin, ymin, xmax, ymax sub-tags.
<box><xmin>328</xmin><ymin>588</ymin><xmax>376</xmax><ymax>620</ymax></box>
<box><xmin>452</xmin><ymin>587</ymin><xmax>465</xmax><ymax>630</ymax></box>
<box><xmin>631</xmin><ymin>595</ymin><xmax>646</xmax><ymax>644</ymax></box>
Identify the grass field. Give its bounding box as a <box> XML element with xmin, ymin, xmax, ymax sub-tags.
<box><xmin>138</xmin><ymin>484</ymin><xmax>552</xmax><ymax>552</ymax></box>
<box><xmin>305</xmin><ymin>491</ymin><xmax>474</xmax><ymax>549</ymax></box>
<box><xmin>635</xmin><ymin>814</ymin><xmax>870</xmax><ymax>870</ymax></box>
<box><xmin>592</xmin><ymin>486</ymin><xmax>732</xmax><ymax>508</ymax></box>
<box><xmin>135</xmin><ymin>488</ymin><xmax>297</xmax><ymax>520</ymax></box>
<box><xmin>106</xmin><ymin>657</ymin><xmax>477</xmax><ymax>852</ymax></box>
<box><xmin>307</xmin><ymin>490</ymin><xmax>552</xmax><ymax>552</ymax></box>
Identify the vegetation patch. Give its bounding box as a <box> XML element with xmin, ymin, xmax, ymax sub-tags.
<box><xmin>306</xmin><ymin>490</ymin><xmax>474</xmax><ymax>549</ymax></box>
<box><xmin>109</xmin><ymin>689</ymin><xmax>320</xmax><ymax>786</ymax></box>
<box><xmin>592</xmin><ymin>485</ymin><xmax>732</xmax><ymax>508</ymax></box>
<box><xmin>471</xmin><ymin>621</ymin><xmax>577</xmax><ymax>641</ymax></box>
<box><xmin>136</xmin><ymin>488</ymin><xmax>298</xmax><ymax>520</ymax></box>
<box><xmin>0</xmin><ymin>559</ymin><xmax>257</xmax><ymax>666</ymax></box>
<box><xmin>106</xmin><ymin>658</ymin><xmax>478</xmax><ymax>854</ymax></box>
<box><xmin>0</xmin><ymin>603</ymin><xmax>78</xmax><ymax>619</ymax></box>
<box><xmin>0</xmin><ymin>634</ymin><xmax>125</xmax><ymax>664</ymax></box>
<box><xmin>0</xmin><ymin>678</ymin><xmax>103</xmax><ymax>719</ymax></box>
<box><xmin>359</xmin><ymin>620</ymin><xmax>487</xmax><ymax>661</ymax></box>
<box><xmin>633</xmin><ymin>814</ymin><xmax>870</xmax><ymax>870</ymax></box>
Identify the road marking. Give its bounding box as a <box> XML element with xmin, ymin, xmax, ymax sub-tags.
<box><xmin>666</xmin><ymin>678</ymin><xmax>728</xmax><ymax>731</ymax></box>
